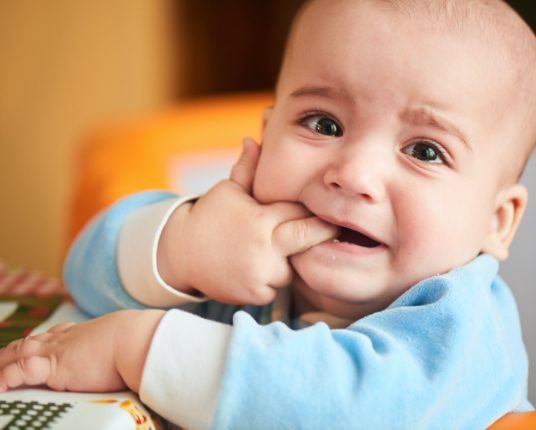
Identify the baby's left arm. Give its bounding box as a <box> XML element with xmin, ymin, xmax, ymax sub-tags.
<box><xmin>0</xmin><ymin>309</ymin><xmax>164</xmax><ymax>393</ymax></box>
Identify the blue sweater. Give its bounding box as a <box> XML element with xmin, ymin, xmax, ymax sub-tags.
<box><xmin>64</xmin><ymin>191</ymin><xmax>534</xmax><ymax>429</ymax></box>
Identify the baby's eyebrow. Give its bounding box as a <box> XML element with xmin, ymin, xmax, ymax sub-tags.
<box><xmin>400</xmin><ymin>106</ymin><xmax>472</xmax><ymax>152</ymax></box>
<box><xmin>290</xmin><ymin>86</ymin><xmax>353</xmax><ymax>103</ymax></box>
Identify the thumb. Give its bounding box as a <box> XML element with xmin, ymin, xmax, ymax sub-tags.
<box><xmin>229</xmin><ymin>137</ymin><xmax>261</xmax><ymax>193</ymax></box>
<box><xmin>273</xmin><ymin>216</ymin><xmax>340</xmax><ymax>256</ymax></box>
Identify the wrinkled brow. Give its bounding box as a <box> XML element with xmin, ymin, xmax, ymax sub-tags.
<box><xmin>400</xmin><ymin>106</ymin><xmax>472</xmax><ymax>152</ymax></box>
<box><xmin>290</xmin><ymin>85</ymin><xmax>472</xmax><ymax>151</ymax></box>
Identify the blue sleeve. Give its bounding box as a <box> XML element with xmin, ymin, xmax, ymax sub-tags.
<box><xmin>63</xmin><ymin>191</ymin><xmax>179</xmax><ymax>317</ymax></box>
<box><xmin>211</xmin><ymin>255</ymin><xmax>532</xmax><ymax>429</ymax></box>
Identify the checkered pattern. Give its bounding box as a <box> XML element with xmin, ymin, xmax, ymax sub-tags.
<box><xmin>0</xmin><ymin>400</ymin><xmax>72</xmax><ymax>429</ymax></box>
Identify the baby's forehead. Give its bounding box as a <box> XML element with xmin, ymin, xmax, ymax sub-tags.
<box><xmin>296</xmin><ymin>0</ymin><xmax>528</xmax><ymax>51</ymax></box>
<box><xmin>285</xmin><ymin>0</ymin><xmax>528</xmax><ymax>99</ymax></box>
<box><xmin>289</xmin><ymin>2</ymin><xmax>500</xmax><ymax>87</ymax></box>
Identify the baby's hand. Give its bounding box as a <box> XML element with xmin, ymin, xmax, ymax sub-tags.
<box><xmin>0</xmin><ymin>309</ymin><xmax>164</xmax><ymax>393</ymax></box>
<box><xmin>160</xmin><ymin>138</ymin><xmax>339</xmax><ymax>306</ymax></box>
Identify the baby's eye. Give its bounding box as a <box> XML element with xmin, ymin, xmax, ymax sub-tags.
<box><xmin>299</xmin><ymin>114</ymin><xmax>343</xmax><ymax>137</ymax></box>
<box><xmin>402</xmin><ymin>141</ymin><xmax>447</xmax><ymax>164</ymax></box>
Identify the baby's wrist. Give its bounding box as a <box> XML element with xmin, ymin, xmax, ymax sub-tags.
<box><xmin>114</xmin><ymin>309</ymin><xmax>166</xmax><ymax>393</ymax></box>
<box><xmin>156</xmin><ymin>201</ymin><xmax>197</xmax><ymax>293</ymax></box>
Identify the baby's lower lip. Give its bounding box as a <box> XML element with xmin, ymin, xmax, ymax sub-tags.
<box><xmin>320</xmin><ymin>238</ymin><xmax>388</xmax><ymax>256</ymax></box>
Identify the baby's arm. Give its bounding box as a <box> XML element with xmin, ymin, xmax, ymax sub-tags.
<box><xmin>63</xmin><ymin>190</ymin><xmax>191</xmax><ymax>317</ymax></box>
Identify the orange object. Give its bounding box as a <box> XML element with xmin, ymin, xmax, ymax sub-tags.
<box><xmin>67</xmin><ymin>92</ymin><xmax>273</xmax><ymax>245</ymax></box>
<box><xmin>67</xmin><ymin>91</ymin><xmax>535</xmax><ymax>428</ymax></box>
<box><xmin>488</xmin><ymin>411</ymin><xmax>536</xmax><ymax>429</ymax></box>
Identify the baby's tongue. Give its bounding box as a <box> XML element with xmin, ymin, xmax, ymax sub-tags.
<box><xmin>338</xmin><ymin>227</ymin><xmax>381</xmax><ymax>248</ymax></box>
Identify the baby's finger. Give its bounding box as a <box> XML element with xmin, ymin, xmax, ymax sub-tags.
<box><xmin>266</xmin><ymin>263</ymin><xmax>294</xmax><ymax>289</ymax></box>
<box><xmin>229</xmin><ymin>137</ymin><xmax>261</xmax><ymax>193</ymax></box>
<box><xmin>0</xmin><ymin>337</ymin><xmax>45</xmax><ymax>369</ymax></box>
<box><xmin>47</xmin><ymin>322</ymin><xmax>77</xmax><ymax>334</ymax></box>
<box><xmin>248</xmin><ymin>285</ymin><xmax>278</xmax><ymax>306</ymax></box>
<box><xmin>273</xmin><ymin>216</ymin><xmax>340</xmax><ymax>256</ymax></box>
<box><xmin>268</xmin><ymin>201</ymin><xmax>312</xmax><ymax>223</ymax></box>
<box><xmin>0</xmin><ymin>356</ymin><xmax>51</xmax><ymax>392</ymax></box>
<box><xmin>27</xmin><ymin>332</ymin><xmax>54</xmax><ymax>343</ymax></box>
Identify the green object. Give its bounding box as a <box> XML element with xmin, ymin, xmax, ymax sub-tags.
<box><xmin>0</xmin><ymin>296</ymin><xmax>63</xmax><ymax>348</ymax></box>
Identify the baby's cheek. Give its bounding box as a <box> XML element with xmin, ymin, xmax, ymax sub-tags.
<box><xmin>253</xmin><ymin>165</ymin><xmax>293</xmax><ymax>203</ymax></box>
<box><xmin>395</xmin><ymin>196</ymin><xmax>458</xmax><ymax>266</ymax></box>
<box><xmin>253</xmin><ymin>149</ymin><xmax>303</xmax><ymax>204</ymax></box>
<box><xmin>397</xmin><ymin>195</ymin><xmax>481</xmax><ymax>276</ymax></box>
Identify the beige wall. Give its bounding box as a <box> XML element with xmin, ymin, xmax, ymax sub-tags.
<box><xmin>0</xmin><ymin>0</ymin><xmax>178</xmax><ymax>276</ymax></box>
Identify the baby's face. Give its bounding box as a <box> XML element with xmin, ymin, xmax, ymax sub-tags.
<box><xmin>253</xmin><ymin>0</ymin><xmax>524</xmax><ymax>317</ymax></box>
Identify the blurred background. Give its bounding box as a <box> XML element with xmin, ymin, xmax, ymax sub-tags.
<box><xmin>0</xmin><ymin>0</ymin><xmax>303</xmax><ymax>277</ymax></box>
<box><xmin>0</xmin><ymin>0</ymin><xmax>534</xmax><ymax>402</ymax></box>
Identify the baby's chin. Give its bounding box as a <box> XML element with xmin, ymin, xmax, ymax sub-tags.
<box><xmin>289</xmin><ymin>251</ymin><xmax>399</xmax><ymax>319</ymax></box>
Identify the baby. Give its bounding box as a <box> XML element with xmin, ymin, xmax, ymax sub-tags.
<box><xmin>1</xmin><ymin>0</ymin><xmax>535</xmax><ymax>428</ymax></box>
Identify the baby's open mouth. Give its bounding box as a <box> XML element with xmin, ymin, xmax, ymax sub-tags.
<box><xmin>336</xmin><ymin>227</ymin><xmax>382</xmax><ymax>248</ymax></box>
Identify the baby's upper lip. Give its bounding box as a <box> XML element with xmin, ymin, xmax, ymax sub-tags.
<box><xmin>315</xmin><ymin>213</ymin><xmax>387</xmax><ymax>247</ymax></box>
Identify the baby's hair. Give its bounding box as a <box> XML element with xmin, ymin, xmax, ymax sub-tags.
<box><xmin>279</xmin><ymin>0</ymin><xmax>536</xmax><ymax>181</ymax></box>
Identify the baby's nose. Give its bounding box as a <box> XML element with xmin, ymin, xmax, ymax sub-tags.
<box><xmin>323</xmin><ymin>145</ymin><xmax>389</xmax><ymax>202</ymax></box>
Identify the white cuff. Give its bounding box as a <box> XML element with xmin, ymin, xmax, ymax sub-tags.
<box><xmin>139</xmin><ymin>309</ymin><xmax>232</xmax><ymax>430</ymax></box>
<box><xmin>118</xmin><ymin>194</ymin><xmax>208</xmax><ymax>307</ymax></box>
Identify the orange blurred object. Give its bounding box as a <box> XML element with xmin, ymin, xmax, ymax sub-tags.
<box><xmin>67</xmin><ymin>92</ymin><xmax>273</xmax><ymax>244</ymax></box>
<box><xmin>67</xmin><ymin>91</ymin><xmax>535</xmax><ymax>428</ymax></box>
<box><xmin>489</xmin><ymin>411</ymin><xmax>536</xmax><ymax>429</ymax></box>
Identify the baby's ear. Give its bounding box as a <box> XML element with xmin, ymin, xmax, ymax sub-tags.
<box><xmin>480</xmin><ymin>183</ymin><xmax>528</xmax><ymax>260</ymax></box>
<box><xmin>261</xmin><ymin>107</ymin><xmax>274</xmax><ymax>134</ymax></box>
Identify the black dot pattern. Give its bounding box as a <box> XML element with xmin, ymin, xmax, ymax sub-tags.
<box><xmin>0</xmin><ymin>400</ymin><xmax>72</xmax><ymax>429</ymax></box>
